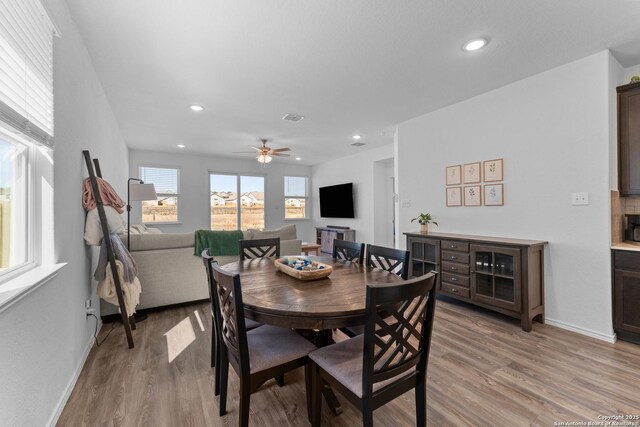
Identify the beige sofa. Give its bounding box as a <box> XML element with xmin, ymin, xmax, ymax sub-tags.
<box><xmin>101</xmin><ymin>225</ymin><xmax>301</xmax><ymax>316</ymax></box>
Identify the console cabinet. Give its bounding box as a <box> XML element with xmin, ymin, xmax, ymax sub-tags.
<box><xmin>315</xmin><ymin>227</ymin><xmax>356</xmax><ymax>254</ymax></box>
<box><xmin>405</xmin><ymin>232</ymin><xmax>547</xmax><ymax>331</ymax></box>
<box><xmin>612</xmin><ymin>249</ymin><xmax>640</xmax><ymax>344</ymax></box>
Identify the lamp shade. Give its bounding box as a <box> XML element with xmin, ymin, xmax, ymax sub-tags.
<box><xmin>129</xmin><ymin>183</ymin><xmax>157</xmax><ymax>201</ymax></box>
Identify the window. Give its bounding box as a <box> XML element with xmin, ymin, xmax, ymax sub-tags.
<box><xmin>210</xmin><ymin>173</ymin><xmax>265</xmax><ymax>231</ymax></box>
<box><xmin>0</xmin><ymin>0</ymin><xmax>55</xmax><ymax>283</ymax></box>
<box><xmin>139</xmin><ymin>166</ymin><xmax>180</xmax><ymax>223</ymax></box>
<box><xmin>0</xmin><ymin>135</ymin><xmax>30</xmax><ymax>275</ymax></box>
<box><xmin>284</xmin><ymin>176</ymin><xmax>308</xmax><ymax>219</ymax></box>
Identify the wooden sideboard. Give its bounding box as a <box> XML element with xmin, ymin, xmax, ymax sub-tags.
<box><xmin>405</xmin><ymin>232</ymin><xmax>547</xmax><ymax>331</ymax></box>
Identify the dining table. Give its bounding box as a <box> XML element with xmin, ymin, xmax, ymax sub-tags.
<box><xmin>221</xmin><ymin>255</ymin><xmax>405</xmax><ymax>414</ymax></box>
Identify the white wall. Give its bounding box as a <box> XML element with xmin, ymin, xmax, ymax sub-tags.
<box><xmin>128</xmin><ymin>149</ymin><xmax>314</xmax><ymax>240</ymax></box>
<box><xmin>397</xmin><ymin>51</ymin><xmax>614</xmax><ymax>340</ymax></box>
<box><xmin>311</xmin><ymin>144</ymin><xmax>394</xmax><ymax>246</ymax></box>
<box><xmin>0</xmin><ymin>1</ymin><xmax>129</xmax><ymax>426</ymax></box>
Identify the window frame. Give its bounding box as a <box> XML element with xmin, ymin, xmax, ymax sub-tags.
<box><xmin>209</xmin><ymin>172</ymin><xmax>267</xmax><ymax>231</ymax></box>
<box><xmin>0</xmin><ymin>128</ymin><xmax>36</xmax><ymax>284</ymax></box>
<box><xmin>284</xmin><ymin>175</ymin><xmax>310</xmax><ymax>220</ymax></box>
<box><xmin>138</xmin><ymin>164</ymin><xmax>181</xmax><ymax>224</ymax></box>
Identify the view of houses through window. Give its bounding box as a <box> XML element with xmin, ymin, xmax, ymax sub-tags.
<box><xmin>285</xmin><ymin>176</ymin><xmax>308</xmax><ymax>219</ymax></box>
<box><xmin>139</xmin><ymin>166</ymin><xmax>180</xmax><ymax>223</ymax></box>
<box><xmin>210</xmin><ymin>173</ymin><xmax>265</xmax><ymax>230</ymax></box>
<box><xmin>0</xmin><ymin>136</ymin><xmax>28</xmax><ymax>272</ymax></box>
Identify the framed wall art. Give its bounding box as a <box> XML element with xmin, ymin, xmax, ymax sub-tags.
<box><xmin>484</xmin><ymin>184</ymin><xmax>504</xmax><ymax>206</ymax></box>
<box><xmin>446</xmin><ymin>187</ymin><xmax>462</xmax><ymax>207</ymax></box>
<box><xmin>464</xmin><ymin>185</ymin><xmax>482</xmax><ymax>206</ymax></box>
<box><xmin>463</xmin><ymin>162</ymin><xmax>481</xmax><ymax>184</ymax></box>
<box><xmin>445</xmin><ymin>165</ymin><xmax>461</xmax><ymax>186</ymax></box>
<box><xmin>483</xmin><ymin>158</ymin><xmax>503</xmax><ymax>182</ymax></box>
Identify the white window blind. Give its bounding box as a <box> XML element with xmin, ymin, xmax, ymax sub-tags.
<box><xmin>0</xmin><ymin>0</ymin><xmax>56</xmax><ymax>147</ymax></box>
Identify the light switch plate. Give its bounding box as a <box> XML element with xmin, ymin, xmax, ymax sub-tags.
<box><xmin>401</xmin><ymin>199</ymin><xmax>412</xmax><ymax>208</ymax></box>
<box><xmin>571</xmin><ymin>192</ymin><xmax>589</xmax><ymax>206</ymax></box>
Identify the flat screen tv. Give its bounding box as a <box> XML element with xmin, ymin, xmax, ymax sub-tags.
<box><xmin>319</xmin><ymin>183</ymin><xmax>354</xmax><ymax>218</ymax></box>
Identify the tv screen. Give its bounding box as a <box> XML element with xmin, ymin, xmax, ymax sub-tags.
<box><xmin>319</xmin><ymin>183</ymin><xmax>354</xmax><ymax>218</ymax></box>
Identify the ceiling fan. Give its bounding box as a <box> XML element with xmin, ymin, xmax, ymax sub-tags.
<box><xmin>233</xmin><ymin>138</ymin><xmax>291</xmax><ymax>164</ymax></box>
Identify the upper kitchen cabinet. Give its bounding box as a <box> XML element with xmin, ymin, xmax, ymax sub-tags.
<box><xmin>618</xmin><ymin>82</ymin><xmax>640</xmax><ymax>196</ymax></box>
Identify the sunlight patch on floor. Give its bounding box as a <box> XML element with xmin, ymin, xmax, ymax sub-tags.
<box><xmin>193</xmin><ymin>309</ymin><xmax>206</xmax><ymax>332</ymax></box>
<box><xmin>164</xmin><ymin>317</ymin><xmax>196</xmax><ymax>363</ymax></box>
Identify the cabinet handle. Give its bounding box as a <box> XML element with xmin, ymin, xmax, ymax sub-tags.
<box><xmin>451</xmin><ymin>256</ymin><xmax>457</xmax><ymax>260</ymax></box>
<box><xmin>450</xmin><ymin>288</ymin><xmax>458</xmax><ymax>293</ymax></box>
<box><xmin>450</xmin><ymin>266</ymin><xmax>457</xmax><ymax>270</ymax></box>
<box><xmin>450</xmin><ymin>277</ymin><xmax>457</xmax><ymax>282</ymax></box>
<box><xmin>450</xmin><ymin>245</ymin><xmax>457</xmax><ymax>249</ymax></box>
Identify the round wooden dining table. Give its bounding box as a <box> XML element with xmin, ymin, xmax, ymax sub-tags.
<box><xmin>221</xmin><ymin>255</ymin><xmax>405</xmax><ymax>330</ymax></box>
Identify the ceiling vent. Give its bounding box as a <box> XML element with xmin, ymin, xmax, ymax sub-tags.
<box><xmin>282</xmin><ymin>113</ymin><xmax>304</xmax><ymax>122</ymax></box>
<box><xmin>351</xmin><ymin>142</ymin><xmax>366</xmax><ymax>147</ymax></box>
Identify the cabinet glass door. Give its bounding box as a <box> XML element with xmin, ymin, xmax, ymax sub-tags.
<box><xmin>408</xmin><ymin>237</ymin><xmax>440</xmax><ymax>282</ymax></box>
<box><xmin>470</xmin><ymin>244</ymin><xmax>521</xmax><ymax>311</ymax></box>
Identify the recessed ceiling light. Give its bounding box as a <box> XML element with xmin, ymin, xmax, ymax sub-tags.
<box><xmin>352</xmin><ymin>135</ymin><xmax>361</xmax><ymax>140</ymax></box>
<box><xmin>177</xmin><ymin>144</ymin><xmax>185</xmax><ymax>148</ymax></box>
<box><xmin>462</xmin><ymin>38</ymin><xmax>488</xmax><ymax>52</ymax></box>
<box><xmin>189</xmin><ymin>104</ymin><xmax>204</xmax><ymax>112</ymax></box>
<box><xmin>295</xmin><ymin>157</ymin><xmax>301</xmax><ymax>161</ymax></box>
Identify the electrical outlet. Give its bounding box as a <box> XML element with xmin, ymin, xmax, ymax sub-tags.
<box><xmin>86</xmin><ymin>307</ymin><xmax>96</xmax><ymax>315</ymax></box>
<box><xmin>85</xmin><ymin>299</ymin><xmax>92</xmax><ymax>309</ymax></box>
<box><xmin>571</xmin><ymin>192</ymin><xmax>589</xmax><ymax>206</ymax></box>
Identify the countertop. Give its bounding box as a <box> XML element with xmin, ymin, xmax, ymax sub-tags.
<box><xmin>403</xmin><ymin>231</ymin><xmax>547</xmax><ymax>247</ymax></box>
<box><xmin>611</xmin><ymin>242</ymin><xmax>640</xmax><ymax>252</ymax></box>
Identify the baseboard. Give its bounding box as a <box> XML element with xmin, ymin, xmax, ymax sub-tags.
<box><xmin>47</xmin><ymin>328</ymin><xmax>98</xmax><ymax>427</ymax></box>
<box><xmin>545</xmin><ymin>318</ymin><xmax>617</xmax><ymax>343</ymax></box>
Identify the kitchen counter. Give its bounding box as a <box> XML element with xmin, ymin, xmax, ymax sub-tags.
<box><xmin>611</xmin><ymin>241</ymin><xmax>640</xmax><ymax>252</ymax></box>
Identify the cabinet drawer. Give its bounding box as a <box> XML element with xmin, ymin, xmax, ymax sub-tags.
<box><xmin>441</xmin><ymin>240</ymin><xmax>469</xmax><ymax>253</ymax></box>
<box><xmin>442</xmin><ymin>251</ymin><xmax>470</xmax><ymax>264</ymax></box>
<box><xmin>442</xmin><ymin>261</ymin><xmax>470</xmax><ymax>275</ymax></box>
<box><xmin>441</xmin><ymin>272</ymin><xmax>469</xmax><ymax>287</ymax></box>
<box><xmin>614</xmin><ymin>250</ymin><xmax>640</xmax><ymax>271</ymax></box>
<box><xmin>440</xmin><ymin>283</ymin><xmax>470</xmax><ymax>299</ymax></box>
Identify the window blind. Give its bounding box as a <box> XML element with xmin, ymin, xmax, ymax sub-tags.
<box><xmin>0</xmin><ymin>0</ymin><xmax>56</xmax><ymax>148</ymax></box>
<box><xmin>140</xmin><ymin>167</ymin><xmax>179</xmax><ymax>194</ymax></box>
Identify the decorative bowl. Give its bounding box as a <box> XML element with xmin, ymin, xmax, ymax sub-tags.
<box><xmin>274</xmin><ymin>256</ymin><xmax>333</xmax><ymax>281</ymax></box>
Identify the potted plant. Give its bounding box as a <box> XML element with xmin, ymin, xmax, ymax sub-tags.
<box><xmin>411</xmin><ymin>213</ymin><xmax>438</xmax><ymax>233</ymax></box>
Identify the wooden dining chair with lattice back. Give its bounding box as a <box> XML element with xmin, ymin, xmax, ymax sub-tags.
<box><xmin>340</xmin><ymin>244</ymin><xmax>411</xmax><ymax>339</ymax></box>
<box><xmin>239</xmin><ymin>237</ymin><xmax>281</xmax><ymax>260</ymax></box>
<box><xmin>332</xmin><ymin>239</ymin><xmax>365</xmax><ymax>264</ymax></box>
<box><xmin>211</xmin><ymin>263</ymin><xmax>316</xmax><ymax>426</ymax></box>
<box><xmin>201</xmin><ymin>249</ymin><xmax>262</xmax><ymax>397</ymax></box>
<box><xmin>365</xmin><ymin>244</ymin><xmax>410</xmax><ymax>279</ymax></box>
<box><xmin>309</xmin><ymin>272</ymin><xmax>438</xmax><ymax>427</ymax></box>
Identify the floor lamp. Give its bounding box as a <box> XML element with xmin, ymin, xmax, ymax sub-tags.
<box><xmin>127</xmin><ymin>179</ymin><xmax>157</xmax><ymax>250</ymax></box>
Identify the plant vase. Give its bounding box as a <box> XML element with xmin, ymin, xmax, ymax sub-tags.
<box><xmin>420</xmin><ymin>223</ymin><xmax>429</xmax><ymax>233</ymax></box>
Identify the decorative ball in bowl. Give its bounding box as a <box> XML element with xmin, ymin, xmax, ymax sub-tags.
<box><xmin>274</xmin><ymin>256</ymin><xmax>333</xmax><ymax>281</ymax></box>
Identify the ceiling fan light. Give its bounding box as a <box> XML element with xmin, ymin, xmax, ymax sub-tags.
<box><xmin>257</xmin><ymin>154</ymin><xmax>272</xmax><ymax>164</ymax></box>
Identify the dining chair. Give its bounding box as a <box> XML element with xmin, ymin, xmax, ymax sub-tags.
<box><xmin>239</xmin><ymin>237</ymin><xmax>281</xmax><ymax>260</ymax></box>
<box><xmin>365</xmin><ymin>244</ymin><xmax>410</xmax><ymax>279</ymax></box>
<box><xmin>340</xmin><ymin>244</ymin><xmax>411</xmax><ymax>339</ymax></box>
<box><xmin>202</xmin><ymin>250</ymin><xmax>263</xmax><ymax>396</ymax></box>
<box><xmin>309</xmin><ymin>272</ymin><xmax>438</xmax><ymax>427</ymax></box>
<box><xmin>332</xmin><ymin>239</ymin><xmax>365</xmax><ymax>264</ymax></box>
<box><xmin>211</xmin><ymin>263</ymin><xmax>316</xmax><ymax>426</ymax></box>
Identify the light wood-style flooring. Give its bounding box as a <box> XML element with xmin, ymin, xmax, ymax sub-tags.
<box><xmin>58</xmin><ymin>298</ymin><xmax>640</xmax><ymax>426</ymax></box>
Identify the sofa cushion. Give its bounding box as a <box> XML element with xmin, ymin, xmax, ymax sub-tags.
<box><xmin>129</xmin><ymin>232</ymin><xmax>194</xmax><ymax>251</ymax></box>
<box><xmin>248</xmin><ymin>224</ymin><xmax>297</xmax><ymax>241</ymax></box>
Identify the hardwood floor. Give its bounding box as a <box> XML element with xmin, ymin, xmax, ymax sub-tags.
<box><xmin>58</xmin><ymin>298</ymin><xmax>640</xmax><ymax>426</ymax></box>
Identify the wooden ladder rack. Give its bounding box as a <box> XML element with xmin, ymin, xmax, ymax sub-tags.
<box><xmin>83</xmin><ymin>150</ymin><xmax>135</xmax><ymax>348</ymax></box>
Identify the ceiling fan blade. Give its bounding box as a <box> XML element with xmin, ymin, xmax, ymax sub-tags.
<box><xmin>232</xmin><ymin>151</ymin><xmax>255</xmax><ymax>154</ymax></box>
<box><xmin>271</xmin><ymin>152</ymin><xmax>290</xmax><ymax>157</ymax></box>
<box><xmin>249</xmin><ymin>146</ymin><xmax>262</xmax><ymax>152</ymax></box>
<box><xmin>271</xmin><ymin>147</ymin><xmax>291</xmax><ymax>152</ymax></box>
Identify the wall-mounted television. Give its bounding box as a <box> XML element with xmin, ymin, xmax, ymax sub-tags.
<box><xmin>319</xmin><ymin>183</ymin><xmax>354</xmax><ymax>218</ymax></box>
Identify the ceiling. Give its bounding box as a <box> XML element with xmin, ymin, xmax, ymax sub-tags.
<box><xmin>65</xmin><ymin>0</ymin><xmax>640</xmax><ymax>165</ymax></box>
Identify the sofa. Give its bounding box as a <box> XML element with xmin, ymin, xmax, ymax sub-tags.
<box><xmin>100</xmin><ymin>224</ymin><xmax>302</xmax><ymax>316</ymax></box>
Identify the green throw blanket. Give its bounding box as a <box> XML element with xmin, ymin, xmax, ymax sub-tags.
<box><xmin>195</xmin><ymin>230</ymin><xmax>244</xmax><ymax>257</ymax></box>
